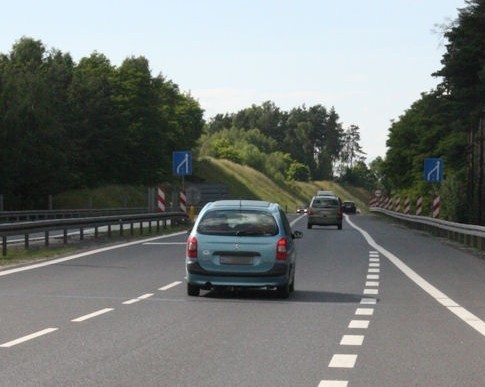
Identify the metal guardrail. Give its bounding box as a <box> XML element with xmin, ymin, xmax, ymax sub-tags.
<box><xmin>0</xmin><ymin>212</ymin><xmax>189</xmax><ymax>256</ymax></box>
<box><xmin>369</xmin><ymin>207</ymin><xmax>485</xmax><ymax>251</ymax></box>
<box><xmin>0</xmin><ymin>208</ymin><xmax>150</xmax><ymax>223</ymax></box>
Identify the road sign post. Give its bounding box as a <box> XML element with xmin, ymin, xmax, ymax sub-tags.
<box><xmin>172</xmin><ymin>151</ymin><xmax>193</xmax><ymax>191</ymax></box>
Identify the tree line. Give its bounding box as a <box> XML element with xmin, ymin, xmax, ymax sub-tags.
<box><xmin>0</xmin><ymin>37</ymin><xmax>204</xmax><ymax>209</ymax></box>
<box><xmin>4</xmin><ymin>0</ymin><xmax>479</xmax><ymax>224</ymax></box>
<box><xmin>0</xmin><ymin>35</ymin><xmax>369</xmax><ymax>211</ymax></box>
<box><xmin>199</xmin><ymin>101</ymin><xmax>368</xmax><ymax>184</ymax></box>
<box><xmin>380</xmin><ymin>0</ymin><xmax>484</xmax><ymax>224</ymax></box>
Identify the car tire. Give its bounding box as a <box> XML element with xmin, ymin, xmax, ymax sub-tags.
<box><xmin>338</xmin><ymin>223</ymin><xmax>342</xmax><ymax>230</ymax></box>
<box><xmin>277</xmin><ymin>282</ymin><xmax>290</xmax><ymax>299</ymax></box>
<box><xmin>187</xmin><ymin>283</ymin><xmax>200</xmax><ymax>296</ymax></box>
<box><xmin>307</xmin><ymin>223</ymin><xmax>312</xmax><ymax>229</ymax></box>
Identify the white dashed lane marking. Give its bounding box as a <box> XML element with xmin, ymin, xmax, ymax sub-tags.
<box><xmin>320</xmin><ymin>249</ymin><xmax>380</xmax><ymax>386</ymax></box>
<box><xmin>159</xmin><ymin>281</ymin><xmax>182</xmax><ymax>291</ymax></box>
<box><xmin>328</xmin><ymin>354</ymin><xmax>358</xmax><ymax>368</ymax></box>
<box><xmin>71</xmin><ymin>308</ymin><xmax>114</xmax><ymax>322</ymax></box>
<box><xmin>340</xmin><ymin>335</ymin><xmax>365</xmax><ymax>346</ymax></box>
<box><xmin>0</xmin><ymin>328</ymin><xmax>58</xmax><ymax>348</ymax></box>
<box><xmin>356</xmin><ymin>308</ymin><xmax>374</xmax><ymax>316</ymax></box>
<box><xmin>318</xmin><ymin>381</ymin><xmax>348</xmax><ymax>387</ymax></box>
<box><xmin>122</xmin><ymin>293</ymin><xmax>154</xmax><ymax>304</ymax></box>
<box><xmin>348</xmin><ymin>320</ymin><xmax>370</xmax><ymax>329</ymax></box>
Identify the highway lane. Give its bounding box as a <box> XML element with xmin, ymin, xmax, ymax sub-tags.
<box><xmin>0</xmin><ymin>214</ymin><xmax>483</xmax><ymax>386</ymax></box>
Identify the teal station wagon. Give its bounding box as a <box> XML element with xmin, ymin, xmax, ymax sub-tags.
<box><xmin>185</xmin><ymin>200</ymin><xmax>303</xmax><ymax>298</ymax></box>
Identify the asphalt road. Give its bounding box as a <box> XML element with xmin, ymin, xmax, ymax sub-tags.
<box><xmin>0</xmin><ymin>214</ymin><xmax>483</xmax><ymax>386</ymax></box>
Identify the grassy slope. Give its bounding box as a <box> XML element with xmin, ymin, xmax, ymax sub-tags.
<box><xmin>193</xmin><ymin>157</ymin><xmax>371</xmax><ymax>213</ymax></box>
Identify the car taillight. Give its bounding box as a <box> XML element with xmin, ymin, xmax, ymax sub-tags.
<box><xmin>276</xmin><ymin>237</ymin><xmax>288</xmax><ymax>260</ymax></box>
<box><xmin>187</xmin><ymin>236</ymin><xmax>198</xmax><ymax>259</ymax></box>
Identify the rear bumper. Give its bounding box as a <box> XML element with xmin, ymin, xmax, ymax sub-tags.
<box><xmin>307</xmin><ymin>216</ymin><xmax>342</xmax><ymax>226</ymax></box>
<box><xmin>186</xmin><ymin>262</ymin><xmax>290</xmax><ymax>288</ymax></box>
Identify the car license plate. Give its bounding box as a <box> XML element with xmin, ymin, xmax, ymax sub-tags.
<box><xmin>220</xmin><ymin>256</ymin><xmax>253</xmax><ymax>265</ymax></box>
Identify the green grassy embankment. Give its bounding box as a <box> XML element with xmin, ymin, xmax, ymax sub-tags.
<box><xmin>193</xmin><ymin>157</ymin><xmax>371</xmax><ymax>213</ymax></box>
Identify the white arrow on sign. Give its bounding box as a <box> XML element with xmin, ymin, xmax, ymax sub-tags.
<box><xmin>427</xmin><ymin>159</ymin><xmax>441</xmax><ymax>182</ymax></box>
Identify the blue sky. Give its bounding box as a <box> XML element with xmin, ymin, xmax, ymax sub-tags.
<box><xmin>1</xmin><ymin>0</ymin><xmax>465</xmax><ymax>162</ymax></box>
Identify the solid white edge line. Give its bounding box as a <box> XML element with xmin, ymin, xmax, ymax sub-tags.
<box><xmin>0</xmin><ymin>327</ymin><xmax>58</xmax><ymax>348</ymax></box>
<box><xmin>71</xmin><ymin>308</ymin><xmax>114</xmax><ymax>322</ymax></box>
<box><xmin>346</xmin><ymin>215</ymin><xmax>485</xmax><ymax>337</ymax></box>
<box><xmin>0</xmin><ymin>231</ymin><xmax>188</xmax><ymax>277</ymax></box>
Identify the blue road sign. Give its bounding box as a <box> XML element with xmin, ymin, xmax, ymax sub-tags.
<box><xmin>172</xmin><ymin>151</ymin><xmax>192</xmax><ymax>176</ymax></box>
<box><xmin>424</xmin><ymin>158</ymin><xmax>443</xmax><ymax>182</ymax></box>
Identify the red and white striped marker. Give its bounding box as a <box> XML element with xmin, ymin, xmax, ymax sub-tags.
<box><xmin>157</xmin><ymin>187</ymin><xmax>165</xmax><ymax>212</ymax></box>
<box><xmin>404</xmin><ymin>196</ymin><xmax>410</xmax><ymax>215</ymax></box>
<box><xmin>432</xmin><ymin>195</ymin><xmax>440</xmax><ymax>219</ymax></box>
<box><xmin>179</xmin><ymin>190</ymin><xmax>187</xmax><ymax>213</ymax></box>
<box><xmin>416</xmin><ymin>196</ymin><xmax>423</xmax><ymax>216</ymax></box>
<box><xmin>395</xmin><ymin>197</ymin><xmax>401</xmax><ymax>212</ymax></box>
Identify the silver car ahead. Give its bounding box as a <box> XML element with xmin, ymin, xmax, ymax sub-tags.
<box><xmin>307</xmin><ymin>195</ymin><xmax>343</xmax><ymax>230</ymax></box>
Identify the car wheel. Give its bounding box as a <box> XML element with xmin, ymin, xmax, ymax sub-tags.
<box><xmin>307</xmin><ymin>223</ymin><xmax>312</xmax><ymax>229</ymax></box>
<box><xmin>338</xmin><ymin>223</ymin><xmax>342</xmax><ymax>230</ymax></box>
<box><xmin>289</xmin><ymin>274</ymin><xmax>295</xmax><ymax>293</ymax></box>
<box><xmin>187</xmin><ymin>283</ymin><xmax>200</xmax><ymax>296</ymax></box>
<box><xmin>277</xmin><ymin>282</ymin><xmax>290</xmax><ymax>299</ymax></box>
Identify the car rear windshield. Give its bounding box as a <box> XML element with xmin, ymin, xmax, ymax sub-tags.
<box><xmin>197</xmin><ymin>210</ymin><xmax>278</xmax><ymax>236</ymax></box>
<box><xmin>311</xmin><ymin>197</ymin><xmax>339</xmax><ymax>208</ymax></box>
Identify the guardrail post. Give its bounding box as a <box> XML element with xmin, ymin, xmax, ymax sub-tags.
<box><xmin>2</xmin><ymin>236</ymin><xmax>6</xmax><ymax>256</ymax></box>
<box><xmin>24</xmin><ymin>234</ymin><xmax>29</xmax><ymax>250</ymax></box>
<box><xmin>63</xmin><ymin>229</ymin><xmax>68</xmax><ymax>244</ymax></box>
<box><xmin>45</xmin><ymin>231</ymin><xmax>49</xmax><ymax>247</ymax></box>
<box><xmin>80</xmin><ymin>227</ymin><xmax>84</xmax><ymax>241</ymax></box>
<box><xmin>139</xmin><ymin>221</ymin><xmax>143</xmax><ymax>235</ymax></box>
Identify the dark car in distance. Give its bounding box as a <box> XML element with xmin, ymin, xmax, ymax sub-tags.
<box><xmin>342</xmin><ymin>201</ymin><xmax>357</xmax><ymax>214</ymax></box>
